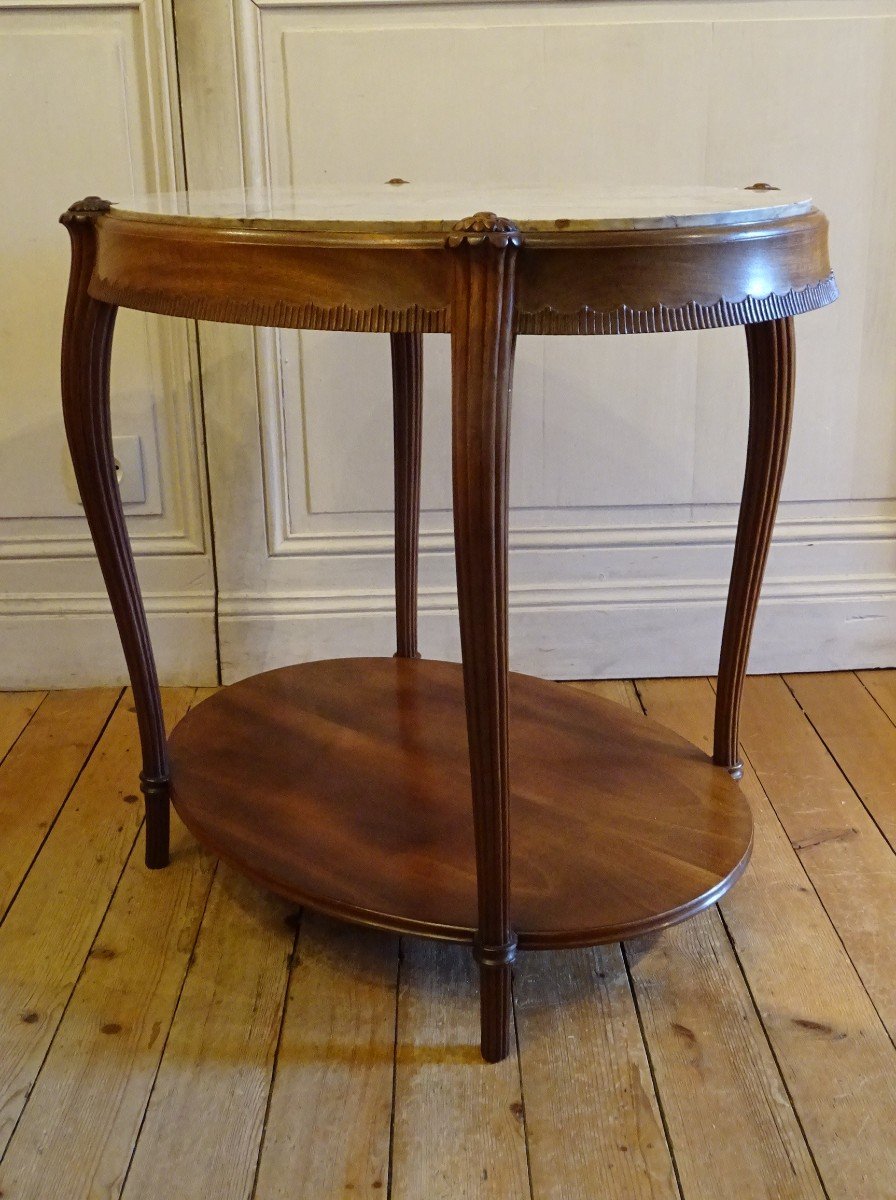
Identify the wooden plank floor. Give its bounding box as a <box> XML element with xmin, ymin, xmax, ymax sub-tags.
<box><xmin>1</xmin><ymin>673</ymin><xmax>895</xmax><ymax>1199</ymax></box>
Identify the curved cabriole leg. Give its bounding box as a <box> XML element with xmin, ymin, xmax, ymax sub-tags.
<box><xmin>61</xmin><ymin>198</ymin><xmax>171</xmax><ymax>868</ymax></box>
<box><xmin>391</xmin><ymin>332</ymin><xmax>423</xmax><ymax>659</ymax></box>
<box><xmin>449</xmin><ymin>214</ymin><xmax>520</xmax><ymax>1063</ymax></box>
<box><xmin>714</xmin><ymin>317</ymin><xmax>796</xmax><ymax>779</ymax></box>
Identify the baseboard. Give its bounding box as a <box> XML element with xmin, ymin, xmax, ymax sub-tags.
<box><xmin>218</xmin><ymin>579</ymin><xmax>896</xmax><ymax>683</ymax></box>
<box><xmin>8</xmin><ymin>579</ymin><xmax>895</xmax><ymax>689</ymax></box>
<box><xmin>0</xmin><ymin>596</ymin><xmax>218</xmax><ymax>688</ymax></box>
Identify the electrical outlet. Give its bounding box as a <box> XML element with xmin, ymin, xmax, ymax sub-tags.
<box><xmin>66</xmin><ymin>435</ymin><xmax>147</xmax><ymax>506</ymax></box>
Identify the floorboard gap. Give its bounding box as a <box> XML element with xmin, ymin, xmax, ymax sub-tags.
<box><xmin>780</xmin><ymin>675</ymin><xmax>896</xmax><ymax>857</ymax></box>
<box><xmin>249</xmin><ymin>909</ymin><xmax>302</xmax><ymax>1200</ymax></box>
<box><xmin>385</xmin><ymin>935</ymin><xmax>403</xmax><ymax>1200</ymax></box>
<box><xmin>0</xmin><ymin>687</ymin><xmax>123</xmax><ymax>928</ymax></box>
<box><xmin>114</xmin><ymin>858</ymin><xmax>221</xmax><ymax>1199</ymax></box>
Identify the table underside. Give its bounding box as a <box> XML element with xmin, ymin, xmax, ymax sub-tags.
<box><xmin>168</xmin><ymin>658</ymin><xmax>753</xmax><ymax>949</ymax></box>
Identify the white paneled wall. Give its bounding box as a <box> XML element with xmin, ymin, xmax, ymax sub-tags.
<box><xmin>176</xmin><ymin>0</ymin><xmax>896</xmax><ymax>682</ymax></box>
<box><xmin>0</xmin><ymin>0</ymin><xmax>215</xmax><ymax>685</ymax></box>
<box><xmin>3</xmin><ymin>0</ymin><xmax>896</xmax><ymax>685</ymax></box>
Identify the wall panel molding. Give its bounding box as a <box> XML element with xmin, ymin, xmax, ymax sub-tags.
<box><xmin>0</xmin><ymin>0</ymin><xmax>216</xmax><ymax>684</ymax></box>
<box><xmin>268</xmin><ymin>511</ymin><xmax>896</xmax><ymax>558</ymax></box>
<box><xmin>245</xmin><ymin>0</ymin><xmax>895</xmax><ymax>13</ymax></box>
<box><xmin>0</xmin><ymin>0</ymin><xmax>207</xmax><ymax>559</ymax></box>
<box><xmin>0</xmin><ymin>591</ymin><xmax>213</xmax><ymax>617</ymax></box>
<box><xmin>221</xmin><ymin>573</ymin><xmax>896</xmax><ymax>619</ymax></box>
<box><xmin>184</xmin><ymin>0</ymin><xmax>896</xmax><ymax>683</ymax></box>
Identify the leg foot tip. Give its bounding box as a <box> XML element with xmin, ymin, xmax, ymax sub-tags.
<box><xmin>728</xmin><ymin>762</ymin><xmax>744</xmax><ymax>781</ymax></box>
<box><xmin>480</xmin><ymin>1041</ymin><xmax>510</xmax><ymax>1064</ymax></box>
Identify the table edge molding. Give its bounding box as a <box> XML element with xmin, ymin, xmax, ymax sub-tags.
<box><xmin>517</xmin><ymin>274</ymin><xmax>839</xmax><ymax>334</ymax></box>
<box><xmin>67</xmin><ymin>198</ymin><xmax>838</xmax><ymax>334</ymax></box>
<box><xmin>86</xmin><ymin>272</ymin><xmax>838</xmax><ymax>334</ymax></box>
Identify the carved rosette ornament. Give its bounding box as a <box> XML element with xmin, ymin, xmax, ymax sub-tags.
<box><xmin>447</xmin><ymin>212</ymin><xmax>523</xmax><ymax>249</ymax></box>
<box><xmin>60</xmin><ymin>196</ymin><xmax>112</xmax><ymax>225</ymax></box>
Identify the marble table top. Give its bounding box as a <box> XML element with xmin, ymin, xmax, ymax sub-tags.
<box><xmin>110</xmin><ymin>182</ymin><xmax>814</xmax><ymax>231</ymax></box>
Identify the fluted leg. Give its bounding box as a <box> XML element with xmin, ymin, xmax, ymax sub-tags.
<box><xmin>449</xmin><ymin>214</ymin><xmax>520</xmax><ymax>1063</ymax></box>
<box><xmin>61</xmin><ymin>198</ymin><xmax>170</xmax><ymax>867</ymax></box>
<box><xmin>391</xmin><ymin>332</ymin><xmax>423</xmax><ymax>659</ymax></box>
<box><xmin>714</xmin><ymin>317</ymin><xmax>796</xmax><ymax>778</ymax></box>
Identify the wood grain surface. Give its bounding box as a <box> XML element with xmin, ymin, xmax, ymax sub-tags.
<box><xmin>391</xmin><ymin>938</ymin><xmax>530</xmax><ymax>1200</ymax></box>
<box><xmin>584</xmin><ymin>681</ymin><xmax>825</xmax><ymax>1200</ymax></box>
<box><xmin>0</xmin><ymin>688</ymin><xmax>193</xmax><ymax>1158</ymax></box>
<box><xmin>119</xmin><ymin>868</ymin><xmax>293</xmax><ymax>1200</ymax></box>
<box><xmin>61</xmin><ymin>206</ymin><xmax>171</xmax><ymax>868</ymax></box>
<box><xmin>62</xmin><ymin>190</ymin><xmax>835</xmax><ymax>1065</ymax></box>
<box><xmin>787</xmin><ymin>671</ymin><xmax>896</xmax><ymax>852</ymax></box>
<box><xmin>736</xmin><ymin>673</ymin><xmax>896</xmax><ymax>1041</ymax></box>
<box><xmin>2</xmin><ymin>674</ymin><xmax>894</xmax><ymax>1199</ymax></box>
<box><xmin>450</xmin><ymin>217</ymin><xmax>520</xmax><ymax>1058</ymax></box>
<box><xmin>167</xmin><ymin>658</ymin><xmax>752</xmax><ymax>949</ymax></box>
<box><xmin>390</xmin><ymin>331</ymin><xmax>423</xmax><ymax>662</ymax></box>
<box><xmin>714</xmin><ymin>317</ymin><xmax>795</xmax><ymax>777</ymax></box>
<box><xmin>640</xmin><ymin>676</ymin><xmax>896</xmax><ymax>1198</ymax></box>
<box><xmin>0</xmin><ymin>688</ymin><xmax>117</xmax><ymax>920</ymax></box>
<box><xmin>82</xmin><ymin>204</ymin><xmax>836</xmax><ymax>336</ymax></box>
<box><xmin>0</xmin><ymin>691</ymin><xmax>44</xmax><ymax>757</ymax></box>
<box><xmin>252</xmin><ymin>914</ymin><xmax>397</xmax><ymax>1199</ymax></box>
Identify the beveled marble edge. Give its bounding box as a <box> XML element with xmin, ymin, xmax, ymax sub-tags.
<box><xmin>100</xmin><ymin>183</ymin><xmax>815</xmax><ymax>233</ymax></box>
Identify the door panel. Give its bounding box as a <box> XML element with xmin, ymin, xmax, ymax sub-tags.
<box><xmin>0</xmin><ymin>0</ymin><xmax>215</xmax><ymax>686</ymax></box>
<box><xmin>174</xmin><ymin>0</ymin><xmax>896</xmax><ymax>681</ymax></box>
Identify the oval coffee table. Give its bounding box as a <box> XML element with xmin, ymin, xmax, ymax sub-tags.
<box><xmin>60</xmin><ymin>184</ymin><xmax>837</xmax><ymax>1062</ymax></box>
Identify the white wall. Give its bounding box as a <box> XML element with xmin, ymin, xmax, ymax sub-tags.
<box><xmin>3</xmin><ymin>0</ymin><xmax>896</xmax><ymax>686</ymax></box>
<box><xmin>0</xmin><ymin>0</ymin><xmax>216</xmax><ymax>685</ymax></box>
<box><xmin>179</xmin><ymin>0</ymin><xmax>896</xmax><ymax>682</ymax></box>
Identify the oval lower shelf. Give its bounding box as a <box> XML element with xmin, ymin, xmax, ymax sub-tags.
<box><xmin>168</xmin><ymin>657</ymin><xmax>752</xmax><ymax>948</ymax></box>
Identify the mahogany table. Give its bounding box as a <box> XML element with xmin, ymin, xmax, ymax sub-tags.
<box><xmin>60</xmin><ymin>184</ymin><xmax>837</xmax><ymax>1062</ymax></box>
